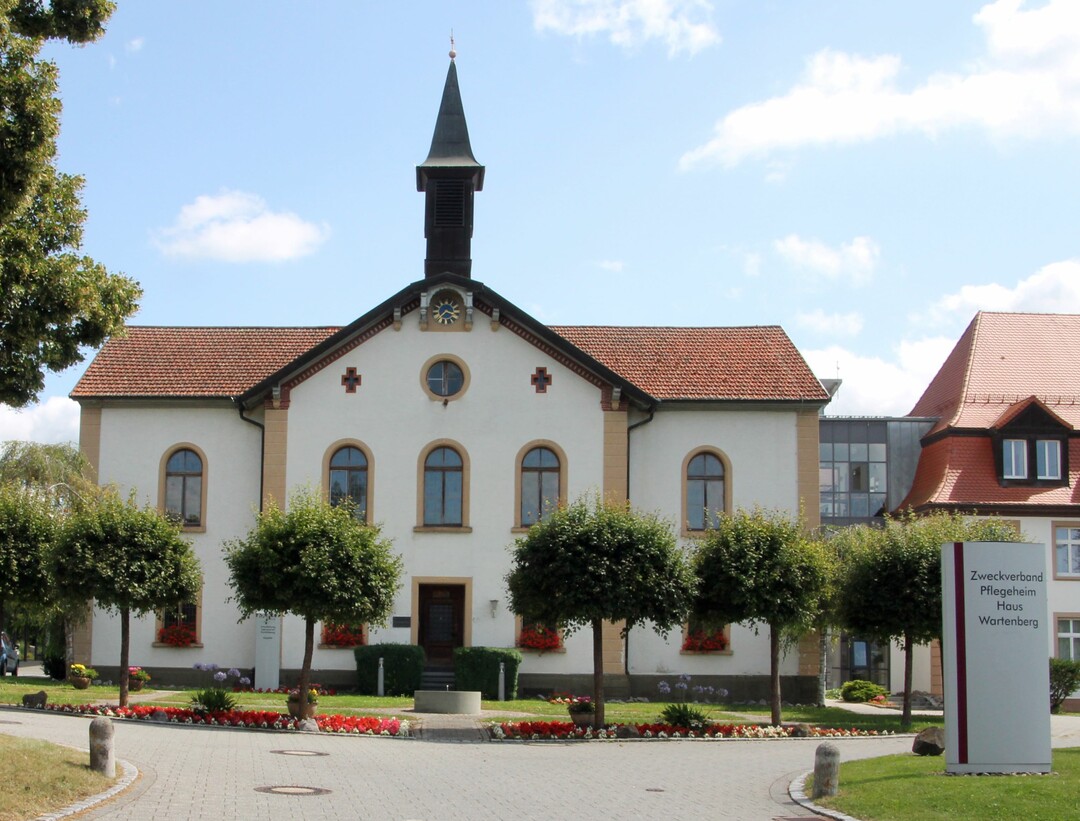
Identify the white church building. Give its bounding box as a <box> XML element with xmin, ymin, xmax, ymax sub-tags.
<box><xmin>71</xmin><ymin>59</ymin><xmax>830</xmax><ymax>697</ymax></box>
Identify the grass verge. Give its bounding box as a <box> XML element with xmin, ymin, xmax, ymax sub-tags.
<box><xmin>812</xmin><ymin>749</ymin><xmax>1080</xmax><ymax>821</ymax></box>
<box><xmin>0</xmin><ymin>736</ymin><xmax>114</xmax><ymax>821</ymax></box>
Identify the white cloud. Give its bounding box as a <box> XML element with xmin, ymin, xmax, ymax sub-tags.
<box><xmin>532</xmin><ymin>0</ymin><xmax>720</xmax><ymax>57</ymax></box>
<box><xmin>774</xmin><ymin>234</ymin><xmax>879</xmax><ymax>285</ymax></box>
<box><xmin>597</xmin><ymin>259</ymin><xmax>625</xmax><ymax>272</ymax></box>
<box><xmin>742</xmin><ymin>251</ymin><xmax>761</xmax><ymax>277</ymax></box>
<box><xmin>154</xmin><ymin>191</ymin><xmax>330</xmax><ymax>263</ymax></box>
<box><xmin>126</xmin><ymin>37</ymin><xmax>144</xmax><ymax>53</ymax></box>
<box><xmin>0</xmin><ymin>397</ymin><xmax>81</xmax><ymax>445</ymax></box>
<box><xmin>680</xmin><ymin>0</ymin><xmax>1080</xmax><ymax>167</ymax></box>
<box><xmin>806</xmin><ymin>336</ymin><xmax>956</xmax><ymax>416</ymax></box>
<box><xmin>931</xmin><ymin>259</ymin><xmax>1080</xmax><ymax>319</ymax></box>
<box><xmin>796</xmin><ymin>309</ymin><xmax>864</xmax><ymax>336</ymax></box>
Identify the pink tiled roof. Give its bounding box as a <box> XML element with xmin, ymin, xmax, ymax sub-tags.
<box><xmin>910</xmin><ymin>312</ymin><xmax>1080</xmax><ymax>433</ymax></box>
<box><xmin>551</xmin><ymin>325</ymin><xmax>828</xmax><ymax>401</ymax></box>
<box><xmin>72</xmin><ymin>323</ymin><xmax>827</xmax><ymax>403</ymax></box>
<box><xmin>71</xmin><ymin>327</ymin><xmax>339</xmax><ymax>398</ymax></box>
<box><xmin>900</xmin><ymin>436</ymin><xmax>1080</xmax><ymax>510</ymax></box>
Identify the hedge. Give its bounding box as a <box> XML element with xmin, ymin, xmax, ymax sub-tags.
<box><xmin>453</xmin><ymin>647</ymin><xmax>522</xmax><ymax>699</ymax></box>
<box><xmin>354</xmin><ymin>644</ymin><xmax>424</xmax><ymax>696</ymax></box>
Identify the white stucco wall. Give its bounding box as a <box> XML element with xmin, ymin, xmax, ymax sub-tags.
<box><xmin>91</xmin><ymin>403</ymin><xmax>262</xmax><ymax>670</ymax></box>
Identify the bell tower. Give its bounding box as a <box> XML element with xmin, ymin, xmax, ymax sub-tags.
<box><xmin>416</xmin><ymin>52</ymin><xmax>485</xmax><ymax>279</ymax></box>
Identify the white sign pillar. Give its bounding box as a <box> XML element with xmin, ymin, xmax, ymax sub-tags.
<box><xmin>254</xmin><ymin>615</ymin><xmax>281</xmax><ymax>692</ymax></box>
<box><xmin>941</xmin><ymin>541</ymin><xmax>1051</xmax><ymax>774</ymax></box>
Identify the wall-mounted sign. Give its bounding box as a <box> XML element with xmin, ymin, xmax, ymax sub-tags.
<box><xmin>941</xmin><ymin>541</ymin><xmax>1050</xmax><ymax>774</ymax></box>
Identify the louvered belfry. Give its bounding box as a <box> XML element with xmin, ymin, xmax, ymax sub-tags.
<box><xmin>416</xmin><ymin>58</ymin><xmax>485</xmax><ymax>279</ymax></box>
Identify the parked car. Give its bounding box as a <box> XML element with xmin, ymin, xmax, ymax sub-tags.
<box><xmin>0</xmin><ymin>632</ymin><xmax>19</xmax><ymax>676</ymax></box>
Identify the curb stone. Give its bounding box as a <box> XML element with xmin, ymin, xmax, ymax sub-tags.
<box><xmin>788</xmin><ymin>770</ymin><xmax>863</xmax><ymax>821</ymax></box>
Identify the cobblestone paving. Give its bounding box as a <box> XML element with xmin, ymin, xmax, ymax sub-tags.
<box><xmin>1</xmin><ymin>707</ymin><xmax>920</xmax><ymax>820</ymax></box>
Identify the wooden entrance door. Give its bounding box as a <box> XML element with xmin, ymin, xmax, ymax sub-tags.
<box><xmin>418</xmin><ymin>584</ymin><xmax>465</xmax><ymax>667</ymax></box>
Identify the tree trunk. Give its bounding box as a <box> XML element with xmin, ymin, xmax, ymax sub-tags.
<box><xmin>119</xmin><ymin>606</ymin><xmax>130</xmax><ymax>708</ymax></box>
<box><xmin>770</xmin><ymin>624</ymin><xmax>782</xmax><ymax>726</ymax></box>
<box><xmin>817</xmin><ymin>627</ymin><xmax>829</xmax><ymax>707</ymax></box>
<box><xmin>298</xmin><ymin>617</ymin><xmax>315</xmax><ymax>715</ymax></box>
<box><xmin>592</xmin><ymin>617</ymin><xmax>605</xmax><ymax>728</ymax></box>
<box><xmin>902</xmin><ymin>631</ymin><xmax>913</xmax><ymax>729</ymax></box>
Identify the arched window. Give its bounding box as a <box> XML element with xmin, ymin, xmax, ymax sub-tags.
<box><xmin>686</xmin><ymin>451</ymin><xmax>724</xmax><ymax>531</ymax></box>
<box><xmin>424</xmin><ymin>446</ymin><xmax>463</xmax><ymax>526</ymax></box>
<box><xmin>329</xmin><ymin>446</ymin><xmax>368</xmax><ymax>521</ymax></box>
<box><xmin>165</xmin><ymin>448</ymin><xmax>203</xmax><ymax>527</ymax></box>
<box><xmin>521</xmin><ymin>447</ymin><xmax>560</xmax><ymax>526</ymax></box>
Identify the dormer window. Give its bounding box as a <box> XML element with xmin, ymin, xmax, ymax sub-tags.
<box><xmin>1003</xmin><ymin>439</ymin><xmax>1027</xmax><ymax>479</ymax></box>
<box><xmin>992</xmin><ymin>397</ymin><xmax>1071</xmax><ymax>487</ymax></box>
<box><xmin>1037</xmin><ymin>439</ymin><xmax>1062</xmax><ymax>480</ymax></box>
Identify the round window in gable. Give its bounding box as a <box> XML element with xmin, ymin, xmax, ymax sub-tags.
<box><xmin>425</xmin><ymin>359</ymin><xmax>465</xmax><ymax>398</ymax></box>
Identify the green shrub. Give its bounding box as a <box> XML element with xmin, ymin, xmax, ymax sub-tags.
<box><xmin>355</xmin><ymin>644</ymin><xmax>424</xmax><ymax>696</ymax></box>
<box><xmin>1050</xmin><ymin>658</ymin><xmax>1080</xmax><ymax>713</ymax></box>
<box><xmin>841</xmin><ymin>679</ymin><xmax>887</xmax><ymax>703</ymax></box>
<box><xmin>191</xmin><ymin>687</ymin><xmax>238</xmax><ymax>713</ymax></box>
<box><xmin>660</xmin><ymin>702</ymin><xmax>708</xmax><ymax>728</ymax></box>
<box><xmin>453</xmin><ymin>647</ymin><xmax>522</xmax><ymax>699</ymax></box>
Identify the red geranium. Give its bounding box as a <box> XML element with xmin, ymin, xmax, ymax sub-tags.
<box><xmin>517</xmin><ymin>624</ymin><xmax>562</xmax><ymax>651</ymax></box>
<box><xmin>681</xmin><ymin>628</ymin><xmax>728</xmax><ymax>653</ymax></box>
<box><xmin>321</xmin><ymin>623</ymin><xmax>366</xmax><ymax>647</ymax></box>
<box><xmin>158</xmin><ymin>625</ymin><xmax>196</xmax><ymax>647</ymax></box>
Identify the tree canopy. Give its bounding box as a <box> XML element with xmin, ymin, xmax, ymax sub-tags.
<box><xmin>837</xmin><ymin>510</ymin><xmax>1025</xmax><ymax>726</ymax></box>
<box><xmin>693</xmin><ymin>507</ymin><xmax>828</xmax><ymax>725</ymax></box>
<box><xmin>0</xmin><ymin>440</ymin><xmax>93</xmax><ymax>509</ymax></box>
<box><xmin>50</xmin><ymin>490</ymin><xmax>201</xmax><ymax>706</ymax></box>
<box><xmin>225</xmin><ymin>489</ymin><xmax>402</xmax><ymax>713</ymax></box>
<box><xmin>0</xmin><ymin>480</ymin><xmax>54</xmax><ymax>626</ymax></box>
<box><xmin>506</xmin><ymin>495</ymin><xmax>695</xmax><ymax>726</ymax></box>
<box><xmin>1</xmin><ymin>0</ymin><xmax>139</xmax><ymax>407</ymax></box>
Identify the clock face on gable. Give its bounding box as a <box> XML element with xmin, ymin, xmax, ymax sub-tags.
<box><xmin>432</xmin><ymin>293</ymin><xmax>462</xmax><ymax>325</ymax></box>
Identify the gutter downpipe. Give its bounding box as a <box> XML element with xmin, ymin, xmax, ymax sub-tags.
<box><xmin>236</xmin><ymin>399</ymin><xmax>265</xmax><ymax>512</ymax></box>
<box><xmin>623</xmin><ymin>402</ymin><xmax>657</xmax><ymax>676</ymax></box>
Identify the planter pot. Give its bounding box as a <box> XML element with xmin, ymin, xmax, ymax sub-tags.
<box><xmin>287</xmin><ymin>700</ymin><xmax>317</xmax><ymax>719</ymax></box>
<box><xmin>129</xmin><ymin>680</ymin><xmax>144</xmax><ymax>692</ymax></box>
<box><xmin>69</xmin><ymin>676</ymin><xmax>91</xmax><ymax>690</ymax></box>
<box><xmin>570</xmin><ymin>712</ymin><xmax>594</xmax><ymax>728</ymax></box>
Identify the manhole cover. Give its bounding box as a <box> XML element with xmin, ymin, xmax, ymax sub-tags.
<box><xmin>270</xmin><ymin>750</ymin><xmax>329</xmax><ymax>757</ymax></box>
<box><xmin>255</xmin><ymin>786</ymin><xmax>331</xmax><ymax>796</ymax></box>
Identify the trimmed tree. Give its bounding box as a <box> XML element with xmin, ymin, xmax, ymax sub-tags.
<box><xmin>50</xmin><ymin>491</ymin><xmax>201</xmax><ymax>706</ymax></box>
<box><xmin>0</xmin><ymin>481</ymin><xmax>54</xmax><ymax>641</ymax></box>
<box><xmin>225</xmin><ymin>489</ymin><xmax>402</xmax><ymax>717</ymax></box>
<box><xmin>837</xmin><ymin>510</ymin><xmax>1024</xmax><ymax>727</ymax></box>
<box><xmin>506</xmin><ymin>495</ymin><xmax>695</xmax><ymax>727</ymax></box>
<box><xmin>693</xmin><ymin>508</ymin><xmax>828</xmax><ymax>725</ymax></box>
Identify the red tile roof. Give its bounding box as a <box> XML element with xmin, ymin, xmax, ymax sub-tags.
<box><xmin>71</xmin><ymin>327</ymin><xmax>339</xmax><ymax>398</ymax></box>
<box><xmin>910</xmin><ymin>312</ymin><xmax>1080</xmax><ymax>433</ymax></box>
<box><xmin>551</xmin><ymin>325</ymin><xmax>828</xmax><ymax>401</ymax></box>
<box><xmin>72</xmin><ymin>323</ymin><xmax>827</xmax><ymax>404</ymax></box>
<box><xmin>900</xmin><ymin>436</ymin><xmax>1080</xmax><ymax>510</ymax></box>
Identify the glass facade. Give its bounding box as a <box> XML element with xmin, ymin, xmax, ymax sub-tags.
<box><xmin>819</xmin><ymin>420</ymin><xmax>888</xmax><ymax>526</ymax></box>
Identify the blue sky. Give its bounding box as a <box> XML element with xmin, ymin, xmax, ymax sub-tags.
<box><xmin>4</xmin><ymin>0</ymin><xmax>1080</xmax><ymax>442</ymax></box>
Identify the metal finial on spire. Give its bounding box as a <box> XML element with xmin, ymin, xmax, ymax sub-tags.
<box><xmin>449</xmin><ymin>30</ymin><xmax>456</xmax><ymax>60</ymax></box>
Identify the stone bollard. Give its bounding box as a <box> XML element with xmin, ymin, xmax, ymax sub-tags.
<box><xmin>812</xmin><ymin>742</ymin><xmax>840</xmax><ymax>799</ymax></box>
<box><xmin>498</xmin><ymin>662</ymin><xmax>506</xmax><ymax>702</ymax></box>
<box><xmin>89</xmin><ymin>716</ymin><xmax>115</xmax><ymax>778</ymax></box>
<box><xmin>377</xmin><ymin>657</ymin><xmax>384</xmax><ymax>697</ymax></box>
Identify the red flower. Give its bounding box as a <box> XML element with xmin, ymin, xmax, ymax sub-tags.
<box><xmin>517</xmin><ymin>624</ymin><xmax>562</xmax><ymax>651</ymax></box>
<box><xmin>158</xmin><ymin>625</ymin><xmax>196</xmax><ymax>647</ymax></box>
<box><xmin>681</xmin><ymin>629</ymin><xmax>728</xmax><ymax>653</ymax></box>
<box><xmin>321</xmin><ymin>623</ymin><xmax>367</xmax><ymax>648</ymax></box>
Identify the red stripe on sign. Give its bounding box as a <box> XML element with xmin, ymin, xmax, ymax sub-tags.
<box><xmin>953</xmin><ymin>542</ymin><xmax>968</xmax><ymax>764</ymax></box>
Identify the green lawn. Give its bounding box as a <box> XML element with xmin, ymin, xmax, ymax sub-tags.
<box><xmin>0</xmin><ymin>736</ymin><xmax>114</xmax><ymax>820</ymax></box>
<box><xmin>812</xmin><ymin>750</ymin><xmax>1080</xmax><ymax>821</ymax></box>
<box><xmin>0</xmin><ymin>678</ymin><xmax>937</xmax><ymax>732</ymax></box>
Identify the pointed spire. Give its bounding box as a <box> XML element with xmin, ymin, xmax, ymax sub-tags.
<box><xmin>417</xmin><ymin>56</ymin><xmax>485</xmax><ymax>279</ymax></box>
<box><xmin>418</xmin><ymin>60</ymin><xmax>484</xmax><ymax>181</ymax></box>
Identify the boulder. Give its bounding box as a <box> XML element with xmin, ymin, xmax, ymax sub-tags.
<box><xmin>21</xmin><ymin>690</ymin><xmax>47</xmax><ymax>709</ymax></box>
<box><xmin>788</xmin><ymin>723</ymin><xmax>812</xmax><ymax>738</ymax></box>
<box><xmin>912</xmin><ymin>726</ymin><xmax>945</xmax><ymax>756</ymax></box>
<box><xmin>614</xmin><ymin>725</ymin><xmax>641</xmax><ymax>739</ymax></box>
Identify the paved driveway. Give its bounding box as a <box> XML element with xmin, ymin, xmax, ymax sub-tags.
<box><xmin>0</xmin><ymin>708</ymin><xmax>915</xmax><ymax>820</ymax></box>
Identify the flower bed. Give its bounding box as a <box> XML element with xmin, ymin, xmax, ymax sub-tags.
<box><xmin>41</xmin><ymin>703</ymin><xmax>407</xmax><ymax>736</ymax></box>
<box><xmin>490</xmin><ymin>720</ymin><xmax>889</xmax><ymax>741</ymax></box>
